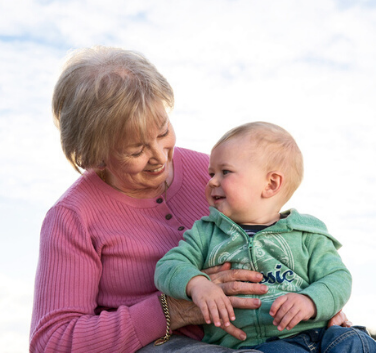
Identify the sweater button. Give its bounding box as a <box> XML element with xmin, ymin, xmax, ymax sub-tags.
<box><xmin>178</xmin><ymin>226</ymin><xmax>185</xmax><ymax>231</ymax></box>
<box><xmin>165</xmin><ymin>214</ymin><xmax>172</xmax><ymax>220</ymax></box>
<box><xmin>156</xmin><ymin>198</ymin><xmax>163</xmax><ymax>204</ymax></box>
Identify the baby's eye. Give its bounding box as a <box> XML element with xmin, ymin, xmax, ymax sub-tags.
<box><xmin>222</xmin><ymin>170</ymin><xmax>230</xmax><ymax>175</ymax></box>
<box><xmin>209</xmin><ymin>172</ymin><xmax>215</xmax><ymax>178</ymax></box>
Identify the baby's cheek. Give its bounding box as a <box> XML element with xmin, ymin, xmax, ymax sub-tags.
<box><xmin>205</xmin><ymin>184</ymin><xmax>212</xmax><ymax>204</ymax></box>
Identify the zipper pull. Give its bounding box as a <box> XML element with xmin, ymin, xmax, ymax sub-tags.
<box><xmin>248</xmin><ymin>235</ymin><xmax>254</xmax><ymax>248</ymax></box>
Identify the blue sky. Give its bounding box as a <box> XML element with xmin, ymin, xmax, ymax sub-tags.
<box><xmin>1</xmin><ymin>1</ymin><xmax>376</xmax><ymax>351</ymax></box>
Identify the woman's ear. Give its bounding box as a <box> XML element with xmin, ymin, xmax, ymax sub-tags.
<box><xmin>262</xmin><ymin>171</ymin><xmax>283</xmax><ymax>198</ymax></box>
<box><xmin>97</xmin><ymin>161</ymin><xmax>107</xmax><ymax>170</ymax></box>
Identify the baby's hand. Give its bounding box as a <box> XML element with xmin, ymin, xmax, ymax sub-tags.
<box><xmin>269</xmin><ymin>293</ymin><xmax>317</xmax><ymax>331</ymax></box>
<box><xmin>186</xmin><ymin>275</ymin><xmax>235</xmax><ymax>328</ymax></box>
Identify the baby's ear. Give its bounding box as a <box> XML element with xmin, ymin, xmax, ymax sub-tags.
<box><xmin>262</xmin><ymin>171</ymin><xmax>283</xmax><ymax>198</ymax></box>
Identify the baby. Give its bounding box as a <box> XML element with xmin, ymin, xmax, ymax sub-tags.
<box><xmin>155</xmin><ymin>122</ymin><xmax>375</xmax><ymax>352</ymax></box>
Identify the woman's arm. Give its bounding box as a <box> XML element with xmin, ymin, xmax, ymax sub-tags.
<box><xmin>30</xmin><ymin>206</ymin><xmax>167</xmax><ymax>353</ymax></box>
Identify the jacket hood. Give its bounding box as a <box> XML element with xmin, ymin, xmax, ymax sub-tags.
<box><xmin>204</xmin><ymin>207</ymin><xmax>342</xmax><ymax>249</ymax></box>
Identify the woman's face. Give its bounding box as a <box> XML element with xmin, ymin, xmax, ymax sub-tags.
<box><xmin>104</xmin><ymin>112</ymin><xmax>176</xmax><ymax>199</ymax></box>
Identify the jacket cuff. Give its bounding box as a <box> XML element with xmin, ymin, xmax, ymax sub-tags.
<box><xmin>168</xmin><ymin>266</ymin><xmax>211</xmax><ymax>300</ymax></box>
<box><xmin>300</xmin><ymin>282</ymin><xmax>335</xmax><ymax>321</ymax></box>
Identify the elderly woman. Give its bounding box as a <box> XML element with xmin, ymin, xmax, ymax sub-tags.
<box><xmin>30</xmin><ymin>46</ymin><xmax>350</xmax><ymax>353</ymax></box>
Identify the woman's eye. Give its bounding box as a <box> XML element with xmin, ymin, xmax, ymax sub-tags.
<box><xmin>131</xmin><ymin>149</ymin><xmax>144</xmax><ymax>157</ymax></box>
<box><xmin>159</xmin><ymin>129</ymin><xmax>169</xmax><ymax>138</ymax></box>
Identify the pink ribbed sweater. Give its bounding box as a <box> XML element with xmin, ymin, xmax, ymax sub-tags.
<box><xmin>30</xmin><ymin>147</ymin><xmax>210</xmax><ymax>353</ymax></box>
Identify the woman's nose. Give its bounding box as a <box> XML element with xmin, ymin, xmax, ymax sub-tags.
<box><xmin>149</xmin><ymin>142</ymin><xmax>167</xmax><ymax>164</ymax></box>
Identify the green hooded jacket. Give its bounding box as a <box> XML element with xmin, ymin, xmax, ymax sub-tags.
<box><xmin>155</xmin><ymin>207</ymin><xmax>352</xmax><ymax>348</ymax></box>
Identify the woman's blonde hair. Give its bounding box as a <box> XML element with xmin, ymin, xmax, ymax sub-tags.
<box><xmin>53</xmin><ymin>46</ymin><xmax>174</xmax><ymax>172</ymax></box>
<box><xmin>213</xmin><ymin>121</ymin><xmax>304</xmax><ymax>202</ymax></box>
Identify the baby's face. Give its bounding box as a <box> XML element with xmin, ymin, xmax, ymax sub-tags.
<box><xmin>206</xmin><ymin>136</ymin><xmax>268</xmax><ymax>224</ymax></box>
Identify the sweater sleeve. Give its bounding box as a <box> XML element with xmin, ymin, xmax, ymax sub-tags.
<box><xmin>155</xmin><ymin>220</ymin><xmax>211</xmax><ymax>300</ymax></box>
<box><xmin>30</xmin><ymin>206</ymin><xmax>167</xmax><ymax>353</ymax></box>
<box><xmin>299</xmin><ymin>233</ymin><xmax>352</xmax><ymax>321</ymax></box>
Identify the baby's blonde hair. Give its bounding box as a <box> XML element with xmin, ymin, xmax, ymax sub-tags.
<box><xmin>213</xmin><ymin>121</ymin><xmax>304</xmax><ymax>202</ymax></box>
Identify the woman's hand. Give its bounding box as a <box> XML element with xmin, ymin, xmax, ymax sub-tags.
<box><xmin>328</xmin><ymin>310</ymin><xmax>352</xmax><ymax>327</ymax></box>
<box><xmin>203</xmin><ymin>262</ymin><xmax>268</xmax><ymax>306</ymax></box>
<box><xmin>167</xmin><ymin>262</ymin><xmax>268</xmax><ymax>341</ymax></box>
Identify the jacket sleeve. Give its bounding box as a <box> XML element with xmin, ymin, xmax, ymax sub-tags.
<box><xmin>30</xmin><ymin>206</ymin><xmax>167</xmax><ymax>353</ymax></box>
<box><xmin>155</xmin><ymin>220</ymin><xmax>211</xmax><ymax>300</ymax></box>
<box><xmin>299</xmin><ymin>233</ymin><xmax>352</xmax><ymax>321</ymax></box>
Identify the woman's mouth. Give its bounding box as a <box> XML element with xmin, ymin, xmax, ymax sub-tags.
<box><xmin>145</xmin><ymin>165</ymin><xmax>165</xmax><ymax>175</ymax></box>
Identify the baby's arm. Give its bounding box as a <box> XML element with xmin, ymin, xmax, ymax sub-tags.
<box><xmin>269</xmin><ymin>293</ymin><xmax>316</xmax><ymax>331</ymax></box>
<box><xmin>186</xmin><ymin>275</ymin><xmax>235</xmax><ymax>328</ymax></box>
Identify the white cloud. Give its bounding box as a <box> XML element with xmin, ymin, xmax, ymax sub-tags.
<box><xmin>0</xmin><ymin>273</ymin><xmax>34</xmax><ymax>353</ymax></box>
